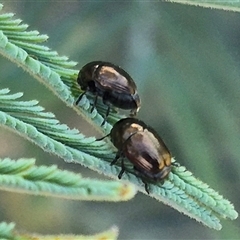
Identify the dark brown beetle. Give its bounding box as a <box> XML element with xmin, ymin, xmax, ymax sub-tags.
<box><xmin>76</xmin><ymin>61</ymin><xmax>141</xmax><ymax>125</ymax></box>
<box><xmin>110</xmin><ymin>118</ymin><xmax>172</xmax><ymax>194</ymax></box>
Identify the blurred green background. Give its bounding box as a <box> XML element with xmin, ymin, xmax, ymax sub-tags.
<box><xmin>0</xmin><ymin>1</ymin><xmax>240</xmax><ymax>239</ymax></box>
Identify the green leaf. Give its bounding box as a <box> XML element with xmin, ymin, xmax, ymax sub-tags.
<box><xmin>168</xmin><ymin>0</ymin><xmax>240</xmax><ymax>12</ymax></box>
<box><xmin>0</xmin><ymin>158</ymin><xmax>136</xmax><ymax>201</ymax></box>
<box><xmin>0</xmin><ymin>222</ymin><xmax>15</xmax><ymax>240</ymax></box>
<box><xmin>0</xmin><ymin>88</ymin><xmax>238</xmax><ymax>230</ymax></box>
<box><xmin>0</xmin><ymin>3</ymin><xmax>238</xmax><ymax>232</ymax></box>
<box><xmin>0</xmin><ymin>222</ymin><xmax>119</xmax><ymax>240</ymax></box>
<box><xmin>0</xmin><ymin>6</ymin><xmax>121</xmax><ymax>133</ymax></box>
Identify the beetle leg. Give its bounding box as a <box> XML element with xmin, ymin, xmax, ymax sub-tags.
<box><xmin>101</xmin><ymin>118</ymin><xmax>106</xmax><ymax>126</ymax></box>
<box><xmin>101</xmin><ymin>105</ymin><xmax>110</xmax><ymax>126</ymax></box>
<box><xmin>142</xmin><ymin>179</ymin><xmax>150</xmax><ymax>194</ymax></box>
<box><xmin>105</xmin><ymin>105</ymin><xmax>111</xmax><ymax>118</ymax></box>
<box><xmin>76</xmin><ymin>92</ymin><xmax>86</xmax><ymax>105</ymax></box>
<box><xmin>137</xmin><ymin>176</ymin><xmax>150</xmax><ymax>194</ymax></box>
<box><xmin>91</xmin><ymin>94</ymin><xmax>98</xmax><ymax>113</ymax></box>
<box><xmin>110</xmin><ymin>151</ymin><xmax>121</xmax><ymax>165</ymax></box>
<box><xmin>133</xmin><ymin>167</ymin><xmax>150</xmax><ymax>194</ymax></box>
<box><xmin>101</xmin><ymin>93</ymin><xmax>112</xmax><ymax>126</ymax></box>
<box><xmin>129</xmin><ymin>108</ymin><xmax>137</xmax><ymax>117</ymax></box>
<box><xmin>118</xmin><ymin>158</ymin><xmax>125</xmax><ymax>179</ymax></box>
<box><xmin>110</xmin><ymin>152</ymin><xmax>125</xmax><ymax>179</ymax></box>
<box><xmin>101</xmin><ymin>120</ymin><xmax>105</xmax><ymax>126</ymax></box>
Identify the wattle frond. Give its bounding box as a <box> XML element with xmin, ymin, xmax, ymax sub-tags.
<box><xmin>0</xmin><ymin>88</ymin><xmax>237</xmax><ymax>230</ymax></box>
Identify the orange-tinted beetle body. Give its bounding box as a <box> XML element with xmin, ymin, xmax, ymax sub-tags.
<box><xmin>76</xmin><ymin>61</ymin><xmax>141</xmax><ymax>124</ymax></box>
<box><xmin>110</xmin><ymin>118</ymin><xmax>172</xmax><ymax>193</ymax></box>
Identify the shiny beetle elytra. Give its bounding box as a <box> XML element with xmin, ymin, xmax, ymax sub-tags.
<box><xmin>110</xmin><ymin>118</ymin><xmax>172</xmax><ymax>194</ymax></box>
<box><xmin>76</xmin><ymin>61</ymin><xmax>141</xmax><ymax>125</ymax></box>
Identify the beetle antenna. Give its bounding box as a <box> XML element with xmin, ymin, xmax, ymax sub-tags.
<box><xmin>95</xmin><ymin>133</ymin><xmax>110</xmax><ymax>141</ymax></box>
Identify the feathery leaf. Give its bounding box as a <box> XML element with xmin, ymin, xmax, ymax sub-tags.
<box><xmin>0</xmin><ymin>4</ymin><xmax>238</xmax><ymax>231</ymax></box>
<box><xmin>0</xmin><ymin>7</ymin><xmax>120</xmax><ymax>133</ymax></box>
<box><xmin>0</xmin><ymin>88</ymin><xmax>238</xmax><ymax>230</ymax></box>
<box><xmin>167</xmin><ymin>0</ymin><xmax>240</xmax><ymax>12</ymax></box>
<box><xmin>0</xmin><ymin>222</ymin><xmax>119</xmax><ymax>240</ymax></box>
<box><xmin>0</xmin><ymin>222</ymin><xmax>15</xmax><ymax>240</ymax></box>
<box><xmin>0</xmin><ymin>158</ymin><xmax>136</xmax><ymax>201</ymax></box>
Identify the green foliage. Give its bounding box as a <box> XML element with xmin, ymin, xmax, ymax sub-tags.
<box><xmin>169</xmin><ymin>0</ymin><xmax>240</xmax><ymax>11</ymax></box>
<box><xmin>0</xmin><ymin>157</ymin><xmax>136</xmax><ymax>200</ymax></box>
<box><xmin>0</xmin><ymin>222</ymin><xmax>119</xmax><ymax>240</ymax></box>
<box><xmin>0</xmin><ymin>2</ymin><xmax>239</xmax><ymax>238</ymax></box>
<box><xmin>0</xmin><ymin>222</ymin><xmax>15</xmax><ymax>240</ymax></box>
<box><xmin>0</xmin><ymin>86</ymin><xmax>237</xmax><ymax>229</ymax></box>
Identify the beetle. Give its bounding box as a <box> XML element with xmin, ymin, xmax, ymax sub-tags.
<box><xmin>75</xmin><ymin>61</ymin><xmax>141</xmax><ymax>125</ymax></box>
<box><xmin>109</xmin><ymin>118</ymin><xmax>172</xmax><ymax>194</ymax></box>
